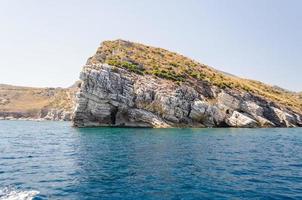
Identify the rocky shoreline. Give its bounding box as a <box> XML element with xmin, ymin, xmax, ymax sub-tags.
<box><xmin>0</xmin><ymin>117</ymin><xmax>66</xmax><ymax>121</ymax></box>
<box><xmin>0</xmin><ymin>109</ymin><xmax>72</xmax><ymax>121</ymax></box>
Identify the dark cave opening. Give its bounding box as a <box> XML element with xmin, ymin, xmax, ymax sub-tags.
<box><xmin>110</xmin><ymin>107</ymin><xmax>118</xmax><ymax>125</ymax></box>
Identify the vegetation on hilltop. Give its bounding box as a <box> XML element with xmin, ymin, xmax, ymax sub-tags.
<box><xmin>87</xmin><ymin>39</ymin><xmax>302</xmax><ymax>112</ymax></box>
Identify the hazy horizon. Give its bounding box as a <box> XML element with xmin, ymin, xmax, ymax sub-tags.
<box><xmin>0</xmin><ymin>0</ymin><xmax>301</xmax><ymax>91</ymax></box>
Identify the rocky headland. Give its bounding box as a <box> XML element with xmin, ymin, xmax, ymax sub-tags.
<box><xmin>72</xmin><ymin>40</ymin><xmax>302</xmax><ymax>128</ymax></box>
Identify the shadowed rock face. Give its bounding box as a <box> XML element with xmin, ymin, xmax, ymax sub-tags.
<box><xmin>73</xmin><ymin>64</ymin><xmax>302</xmax><ymax>128</ymax></box>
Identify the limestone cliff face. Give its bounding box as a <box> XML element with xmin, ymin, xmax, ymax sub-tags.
<box><xmin>72</xmin><ymin>40</ymin><xmax>302</xmax><ymax>128</ymax></box>
<box><xmin>73</xmin><ymin>64</ymin><xmax>302</xmax><ymax>128</ymax></box>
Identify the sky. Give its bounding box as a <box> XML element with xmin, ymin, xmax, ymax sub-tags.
<box><xmin>0</xmin><ymin>0</ymin><xmax>301</xmax><ymax>91</ymax></box>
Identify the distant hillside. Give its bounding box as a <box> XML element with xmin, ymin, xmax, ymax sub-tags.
<box><xmin>0</xmin><ymin>84</ymin><xmax>77</xmax><ymax>120</ymax></box>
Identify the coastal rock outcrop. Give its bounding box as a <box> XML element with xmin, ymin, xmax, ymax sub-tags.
<box><xmin>225</xmin><ymin>111</ymin><xmax>258</xmax><ymax>128</ymax></box>
<box><xmin>73</xmin><ymin>64</ymin><xmax>302</xmax><ymax>128</ymax></box>
<box><xmin>72</xmin><ymin>40</ymin><xmax>302</xmax><ymax>128</ymax></box>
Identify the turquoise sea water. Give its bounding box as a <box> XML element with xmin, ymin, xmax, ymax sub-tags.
<box><xmin>0</xmin><ymin>121</ymin><xmax>302</xmax><ymax>200</ymax></box>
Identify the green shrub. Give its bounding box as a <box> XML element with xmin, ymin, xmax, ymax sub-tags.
<box><xmin>242</xmin><ymin>85</ymin><xmax>252</xmax><ymax>92</ymax></box>
<box><xmin>152</xmin><ymin>69</ymin><xmax>185</xmax><ymax>82</ymax></box>
<box><xmin>107</xmin><ymin>59</ymin><xmax>145</xmax><ymax>75</ymax></box>
<box><xmin>214</xmin><ymin>81</ymin><xmax>232</xmax><ymax>89</ymax></box>
<box><xmin>170</xmin><ymin>62</ymin><xmax>179</xmax><ymax>68</ymax></box>
<box><xmin>189</xmin><ymin>71</ymin><xmax>207</xmax><ymax>80</ymax></box>
<box><xmin>190</xmin><ymin>71</ymin><xmax>199</xmax><ymax>79</ymax></box>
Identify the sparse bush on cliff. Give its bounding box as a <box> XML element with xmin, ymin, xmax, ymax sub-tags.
<box><xmin>107</xmin><ymin>59</ymin><xmax>145</xmax><ymax>75</ymax></box>
<box><xmin>170</xmin><ymin>62</ymin><xmax>179</xmax><ymax>68</ymax></box>
<box><xmin>151</xmin><ymin>69</ymin><xmax>185</xmax><ymax>82</ymax></box>
<box><xmin>188</xmin><ymin>71</ymin><xmax>206</xmax><ymax>80</ymax></box>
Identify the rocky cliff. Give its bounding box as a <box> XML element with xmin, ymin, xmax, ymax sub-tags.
<box><xmin>72</xmin><ymin>40</ymin><xmax>302</xmax><ymax>128</ymax></box>
<box><xmin>0</xmin><ymin>84</ymin><xmax>77</xmax><ymax>121</ymax></box>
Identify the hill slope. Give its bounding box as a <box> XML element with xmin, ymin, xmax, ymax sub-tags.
<box><xmin>73</xmin><ymin>40</ymin><xmax>302</xmax><ymax>127</ymax></box>
<box><xmin>0</xmin><ymin>84</ymin><xmax>76</xmax><ymax>120</ymax></box>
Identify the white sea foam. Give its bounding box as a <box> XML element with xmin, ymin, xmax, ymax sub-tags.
<box><xmin>0</xmin><ymin>187</ymin><xmax>39</xmax><ymax>200</ymax></box>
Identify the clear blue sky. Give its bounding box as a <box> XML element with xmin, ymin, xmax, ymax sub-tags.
<box><xmin>0</xmin><ymin>0</ymin><xmax>301</xmax><ymax>91</ymax></box>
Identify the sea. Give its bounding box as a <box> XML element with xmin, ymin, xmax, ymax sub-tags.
<box><xmin>0</xmin><ymin>121</ymin><xmax>302</xmax><ymax>200</ymax></box>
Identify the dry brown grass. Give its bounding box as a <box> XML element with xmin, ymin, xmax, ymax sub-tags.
<box><xmin>0</xmin><ymin>85</ymin><xmax>76</xmax><ymax>113</ymax></box>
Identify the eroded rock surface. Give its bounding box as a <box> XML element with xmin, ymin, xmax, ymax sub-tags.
<box><xmin>73</xmin><ymin>64</ymin><xmax>302</xmax><ymax>128</ymax></box>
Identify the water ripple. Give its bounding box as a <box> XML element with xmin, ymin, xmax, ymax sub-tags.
<box><xmin>0</xmin><ymin>121</ymin><xmax>302</xmax><ymax>199</ymax></box>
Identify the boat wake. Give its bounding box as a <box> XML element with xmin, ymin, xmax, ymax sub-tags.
<box><xmin>0</xmin><ymin>187</ymin><xmax>39</xmax><ymax>200</ymax></box>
